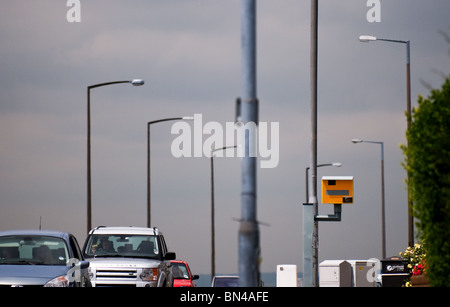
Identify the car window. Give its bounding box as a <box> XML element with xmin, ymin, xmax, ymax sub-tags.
<box><xmin>172</xmin><ymin>262</ymin><xmax>190</xmax><ymax>279</ymax></box>
<box><xmin>69</xmin><ymin>235</ymin><xmax>83</xmax><ymax>260</ymax></box>
<box><xmin>84</xmin><ymin>234</ymin><xmax>160</xmax><ymax>259</ymax></box>
<box><xmin>0</xmin><ymin>235</ymin><xmax>69</xmax><ymax>265</ymax></box>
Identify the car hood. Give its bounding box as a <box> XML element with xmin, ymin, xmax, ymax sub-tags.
<box><xmin>87</xmin><ymin>257</ymin><xmax>161</xmax><ymax>269</ymax></box>
<box><xmin>0</xmin><ymin>265</ymin><xmax>69</xmax><ymax>286</ymax></box>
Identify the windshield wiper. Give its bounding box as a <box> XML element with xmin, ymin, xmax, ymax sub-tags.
<box><xmin>92</xmin><ymin>254</ymin><xmax>159</xmax><ymax>259</ymax></box>
<box><xmin>93</xmin><ymin>254</ymin><xmax>124</xmax><ymax>258</ymax></box>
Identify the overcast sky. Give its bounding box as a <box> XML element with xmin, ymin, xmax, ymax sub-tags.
<box><xmin>1</xmin><ymin>0</ymin><xmax>449</xmax><ymax>275</ymax></box>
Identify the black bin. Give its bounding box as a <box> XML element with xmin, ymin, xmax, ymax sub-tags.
<box><xmin>381</xmin><ymin>257</ymin><xmax>410</xmax><ymax>287</ymax></box>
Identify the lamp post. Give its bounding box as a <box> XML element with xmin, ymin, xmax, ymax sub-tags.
<box><xmin>303</xmin><ymin>0</ymin><xmax>319</xmax><ymax>288</ymax></box>
<box><xmin>147</xmin><ymin>117</ymin><xmax>193</xmax><ymax>228</ymax></box>
<box><xmin>359</xmin><ymin>35</ymin><xmax>413</xmax><ymax>247</ymax></box>
<box><xmin>352</xmin><ymin>138</ymin><xmax>386</xmax><ymax>259</ymax></box>
<box><xmin>210</xmin><ymin>145</ymin><xmax>237</xmax><ymax>282</ymax></box>
<box><xmin>305</xmin><ymin>162</ymin><xmax>342</xmax><ymax>202</ymax></box>
<box><xmin>304</xmin><ymin>161</ymin><xmax>341</xmax><ymax>286</ymax></box>
<box><xmin>239</xmin><ymin>0</ymin><xmax>259</xmax><ymax>287</ymax></box>
<box><xmin>87</xmin><ymin>79</ymin><xmax>144</xmax><ymax>234</ymax></box>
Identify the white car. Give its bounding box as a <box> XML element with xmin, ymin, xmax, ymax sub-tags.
<box><xmin>82</xmin><ymin>226</ymin><xmax>176</xmax><ymax>287</ymax></box>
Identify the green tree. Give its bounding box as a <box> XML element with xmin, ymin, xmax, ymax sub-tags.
<box><xmin>402</xmin><ymin>77</ymin><xmax>450</xmax><ymax>287</ymax></box>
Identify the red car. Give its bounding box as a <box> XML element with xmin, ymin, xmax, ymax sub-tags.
<box><xmin>170</xmin><ymin>260</ymin><xmax>199</xmax><ymax>287</ymax></box>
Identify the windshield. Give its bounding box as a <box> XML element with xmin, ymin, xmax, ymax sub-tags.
<box><xmin>84</xmin><ymin>234</ymin><xmax>160</xmax><ymax>259</ymax></box>
<box><xmin>172</xmin><ymin>262</ymin><xmax>190</xmax><ymax>279</ymax></box>
<box><xmin>213</xmin><ymin>277</ymin><xmax>239</xmax><ymax>287</ymax></box>
<box><xmin>0</xmin><ymin>235</ymin><xmax>69</xmax><ymax>266</ymax></box>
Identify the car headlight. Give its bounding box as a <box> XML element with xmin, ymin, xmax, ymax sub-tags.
<box><xmin>139</xmin><ymin>268</ymin><xmax>158</xmax><ymax>281</ymax></box>
<box><xmin>44</xmin><ymin>275</ymin><xmax>69</xmax><ymax>287</ymax></box>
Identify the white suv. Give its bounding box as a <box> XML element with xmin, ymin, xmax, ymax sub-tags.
<box><xmin>82</xmin><ymin>226</ymin><xmax>176</xmax><ymax>287</ymax></box>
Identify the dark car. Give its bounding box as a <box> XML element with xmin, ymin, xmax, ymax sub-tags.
<box><xmin>211</xmin><ymin>275</ymin><xmax>239</xmax><ymax>287</ymax></box>
<box><xmin>0</xmin><ymin>230</ymin><xmax>91</xmax><ymax>287</ymax></box>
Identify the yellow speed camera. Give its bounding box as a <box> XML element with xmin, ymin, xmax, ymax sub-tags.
<box><xmin>322</xmin><ymin>176</ymin><xmax>353</xmax><ymax>204</ymax></box>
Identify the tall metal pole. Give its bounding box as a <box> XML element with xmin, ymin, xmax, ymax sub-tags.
<box><xmin>380</xmin><ymin>39</ymin><xmax>413</xmax><ymax>247</ymax></box>
<box><xmin>303</xmin><ymin>0</ymin><xmax>319</xmax><ymax>287</ymax></box>
<box><xmin>380</xmin><ymin>143</ymin><xmax>386</xmax><ymax>259</ymax></box>
<box><xmin>147</xmin><ymin>117</ymin><xmax>193</xmax><ymax>228</ymax></box>
<box><xmin>352</xmin><ymin>139</ymin><xmax>386</xmax><ymax>259</ymax></box>
<box><xmin>87</xmin><ymin>87</ymin><xmax>92</xmax><ymax>234</ymax></box>
<box><xmin>210</xmin><ymin>146</ymin><xmax>237</xmax><ymax>282</ymax></box>
<box><xmin>405</xmin><ymin>41</ymin><xmax>414</xmax><ymax>247</ymax></box>
<box><xmin>239</xmin><ymin>0</ymin><xmax>260</xmax><ymax>287</ymax></box>
<box><xmin>210</xmin><ymin>153</ymin><xmax>216</xmax><ymax>282</ymax></box>
<box><xmin>359</xmin><ymin>36</ymin><xmax>413</xmax><ymax>247</ymax></box>
<box><xmin>87</xmin><ymin>79</ymin><xmax>144</xmax><ymax>234</ymax></box>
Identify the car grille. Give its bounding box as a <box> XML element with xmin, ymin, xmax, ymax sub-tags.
<box><xmin>94</xmin><ymin>268</ymin><xmax>138</xmax><ymax>286</ymax></box>
<box><xmin>96</xmin><ymin>268</ymin><xmax>138</xmax><ymax>279</ymax></box>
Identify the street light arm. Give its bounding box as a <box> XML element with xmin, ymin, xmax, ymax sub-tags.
<box><xmin>148</xmin><ymin>116</ymin><xmax>194</xmax><ymax>126</ymax></box>
<box><xmin>359</xmin><ymin>35</ymin><xmax>409</xmax><ymax>45</ymax></box>
<box><xmin>377</xmin><ymin>38</ymin><xmax>409</xmax><ymax>44</ymax></box>
<box><xmin>88</xmin><ymin>79</ymin><xmax>144</xmax><ymax>90</ymax></box>
<box><xmin>148</xmin><ymin>117</ymin><xmax>182</xmax><ymax>125</ymax></box>
<box><xmin>359</xmin><ymin>35</ymin><xmax>410</xmax><ymax>63</ymax></box>
<box><xmin>352</xmin><ymin>139</ymin><xmax>384</xmax><ymax>160</ymax></box>
<box><xmin>352</xmin><ymin>138</ymin><xmax>383</xmax><ymax>145</ymax></box>
<box><xmin>211</xmin><ymin>145</ymin><xmax>238</xmax><ymax>155</ymax></box>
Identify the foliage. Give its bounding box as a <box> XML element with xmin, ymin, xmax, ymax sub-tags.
<box><xmin>412</xmin><ymin>260</ymin><xmax>426</xmax><ymax>276</ymax></box>
<box><xmin>401</xmin><ymin>78</ymin><xmax>450</xmax><ymax>287</ymax></box>
<box><xmin>399</xmin><ymin>242</ymin><xmax>427</xmax><ymax>286</ymax></box>
<box><xmin>399</xmin><ymin>242</ymin><xmax>427</xmax><ymax>275</ymax></box>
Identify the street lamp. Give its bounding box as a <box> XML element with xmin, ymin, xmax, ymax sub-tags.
<box><xmin>305</xmin><ymin>162</ymin><xmax>342</xmax><ymax>202</ymax></box>
<box><xmin>359</xmin><ymin>35</ymin><xmax>377</xmax><ymax>42</ymax></box>
<box><xmin>352</xmin><ymin>138</ymin><xmax>386</xmax><ymax>259</ymax></box>
<box><xmin>147</xmin><ymin>117</ymin><xmax>194</xmax><ymax>228</ymax></box>
<box><xmin>304</xmin><ymin>161</ymin><xmax>341</xmax><ymax>286</ymax></box>
<box><xmin>87</xmin><ymin>79</ymin><xmax>144</xmax><ymax>234</ymax></box>
<box><xmin>359</xmin><ymin>34</ymin><xmax>413</xmax><ymax>247</ymax></box>
<box><xmin>210</xmin><ymin>145</ymin><xmax>237</xmax><ymax>282</ymax></box>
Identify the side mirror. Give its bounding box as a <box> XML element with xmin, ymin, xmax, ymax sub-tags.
<box><xmin>79</xmin><ymin>260</ymin><xmax>90</xmax><ymax>270</ymax></box>
<box><xmin>165</xmin><ymin>252</ymin><xmax>176</xmax><ymax>260</ymax></box>
<box><xmin>192</xmin><ymin>274</ymin><xmax>199</xmax><ymax>280</ymax></box>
